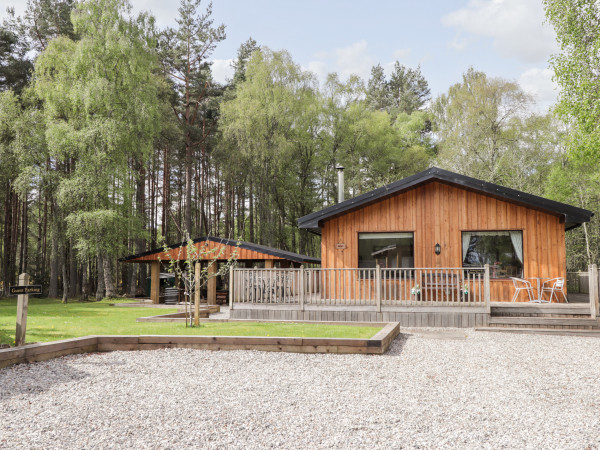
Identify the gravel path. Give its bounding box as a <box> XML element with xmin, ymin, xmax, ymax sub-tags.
<box><xmin>209</xmin><ymin>305</ymin><xmax>230</xmax><ymax>320</ymax></box>
<box><xmin>1</xmin><ymin>330</ymin><xmax>600</xmax><ymax>449</ymax></box>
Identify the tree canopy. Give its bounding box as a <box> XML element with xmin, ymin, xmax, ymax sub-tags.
<box><xmin>0</xmin><ymin>0</ymin><xmax>598</xmax><ymax>301</ymax></box>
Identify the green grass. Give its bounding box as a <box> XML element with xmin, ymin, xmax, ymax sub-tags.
<box><xmin>0</xmin><ymin>297</ymin><xmax>381</xmax><ymax>345</ymax></box>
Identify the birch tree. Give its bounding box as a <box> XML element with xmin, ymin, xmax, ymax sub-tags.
<box><xmin>34</xmin><ymin>0</ymin><xmax>162</xmax><ymax>298</ymax></box>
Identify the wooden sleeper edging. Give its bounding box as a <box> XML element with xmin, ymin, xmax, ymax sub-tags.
<box><xmin>0</xmin><ymin>322</ymin><xmax>400</xmax><ymax>369</ymax></box>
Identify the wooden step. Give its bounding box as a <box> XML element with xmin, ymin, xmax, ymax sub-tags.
<box><xmin>489</xmin><ymin>316</ymin><xmax>598</xmax><ymax>327</ymax></box>
<box><xmin>491</xmin><ymin>304</ymin><xmax>590</xmax><ymax>316</ymax></box>
<box><xmin>475</xmin><ymin>327</ymin><xmax>600</xmax><ymax>337</ymax></box>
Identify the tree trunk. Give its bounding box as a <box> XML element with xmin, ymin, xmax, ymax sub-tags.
<box><xmin>61</xmin><ymin>244</ymin><xmax>68</xmax><ymax>304</ymax></box>
<box><xmin>103</xmin><ymin>254</ymin><xmax>116</xmax><ymax>297</ymax></box>
<box><xmin>2</xmin><ymin>182</ymin><xmax>13</xmax><ymax>296</ymax></box>
<box><xmin>249</xmin><ymin>178</ymin><xmax>254</xmax><ymax>242</ymax></box>
<box><xmin>96</xmin><ymin>253</ymin><xmax>105</xmax><ymax>300</ymax></box>
<box><xmin>80</xmin><ymin>259</ymin><xmax>88</xmax><ymax>301</ymax></box>
<box><xmin>10</xmin><ymin>188</ymin><xmax>20</xmax><ymax>288</ymax></box>
<box><xmin>48</xmin><ymin>210</ymin><xmax>59</xmax><ymax>298</ymax></box>
<box><xmin>19</xmin><ymin>194</ymin><xmax>28</xmax><ymax>275</ymax></box>
<box><xmin>185</xmin><ymin>130</ymin><xmax>193</xmax><ymax>233</ymax></box>
<box><xmin>69</xmin><ymin>241</ymin><xmax>77</xmax><ymax>297</ymax></box>
<box><xmin>162</xmin><ymin>144</ymin><xmax>170</xmax><ymax>239</ymax></box>
<box><xmin>128</xmin><ymin>263</ymin><xmax>137</xmax><ymax>297</ymax></box>
<box><xmin>136</xmin><ymin>160</ymin><xmax>147</xmax><ymax>286</ymax></box>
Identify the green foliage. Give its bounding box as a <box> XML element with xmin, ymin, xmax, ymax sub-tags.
<box><xmin>221</xmin><ymin>48</ymin><xmax>323</xmax><ymax>248</ymax></box>
<box><xmin>366</xmin><ymin>62</ymin><xmax>431</xmax><ymax>116</ymax></box>
<box><xmin>21</xmin><ymin>0</ymin><xmax>77</xmax><ymax>51</ymax></box>
<box><xmin>33</xmin><ymin>0</ymin><xmax>162</xmax><ymax>260</ymax></box>
<box><xmin>230</xmin><ymin>37</ymin><xmax>259</xmax><ymax>86</ymax></box>
<box><xmin>0</xmin><ymin>28</ymin><xmax>33</xmax><ymax>93</ymax></box>
<box><xmin>0</xmin><ymin>91</ymin><xmax>20</xmax><ymax>167</ymax></box>
<box><xmin>220</xmin><ymin>49</ymin><xmax>433</xmax><ymax>251</ymax></box>
<box><xmin>544</xmin><ymin>0</ymin><xmax>600</xmax><ymax>163</ymax></box>
<box><xmin>158</xmin><ymin>0</ymin><xmax>226</xmax><ymax>234</ymax></box>
<box><xmin>545</xmin><ymin>162</ymin><xmax>600</xmax><ymax>269</ymax></box>
<box><xmin>432</xmin><ymin>68</ymin><xmax>560</xmax><ymax>193</ymax></box>
<box><xmin>542</xmin><ymin>1</ymin><xmax>600</xmax><ymax>269</ymax></box>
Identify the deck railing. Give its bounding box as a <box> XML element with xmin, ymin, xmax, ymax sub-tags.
<box><xmin>231</xmin><ymin>266</ymin><xmax>489</xmax><ymax>309</ymax></box>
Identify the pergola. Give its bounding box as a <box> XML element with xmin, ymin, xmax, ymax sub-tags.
<box><xmin>119</xmin><ymin>236</ymin><xmax>320</xmax><ymax>304</ymax></box>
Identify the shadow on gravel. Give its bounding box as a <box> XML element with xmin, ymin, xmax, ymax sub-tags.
<box><xmin>0</xmin><ymin>358</ymin><xmax>92</xmax><ymax>401</ymax></box>
<box><xmin>383</xmin><ymin>333</ymin><xmax>409</xmax><ymax>356</ymax></box>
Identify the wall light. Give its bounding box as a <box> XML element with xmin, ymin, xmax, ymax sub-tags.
<box><xmin>435</xmin><ymin>243</ymin><xmax>441</xmax><ymax>255</ymax></box>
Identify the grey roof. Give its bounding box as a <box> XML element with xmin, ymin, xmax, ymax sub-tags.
<box><xmin>119</xmin><ymin>236</ymin><xmax>320</xmax><ymax>265</ymax></box>
<box><xmin>298</xmin><ymin>167</ymin><xmax>594</xmax><ymax>233</ymax></box>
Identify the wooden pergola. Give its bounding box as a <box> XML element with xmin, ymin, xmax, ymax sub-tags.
<box><xmin>119</xmin><ymin>236</ymin><xmax>320</xmax><ymax>304</ymax></box>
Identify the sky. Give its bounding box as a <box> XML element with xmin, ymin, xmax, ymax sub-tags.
<box><xmin>1</xmin><ymin>0</ymin><xmax>559</xmax><ymax>112</ymax></box>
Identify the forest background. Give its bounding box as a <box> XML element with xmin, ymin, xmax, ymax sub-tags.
<box><xmin>0</xmin><ymin>0</ymin><xmax>598</xmax><ymax>300</ymax></box>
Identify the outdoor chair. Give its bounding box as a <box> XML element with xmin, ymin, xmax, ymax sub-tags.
<box><xmin>540</xmin><ymin>277</ymin><xmax>568</xmax><ymax>303</ymax></box>
<box><xmin>510</xmin><ymin>277</ymin><xmax>536</xmax><ymax>302</ymax></box>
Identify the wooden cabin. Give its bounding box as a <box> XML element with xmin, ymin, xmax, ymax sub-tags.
<box><xmin>297</xmin><ymin>167</ymin><xmax>593</xmax><ymax>303</ymax></box>
<box><xmin>120</xmin><ymin>236</ymin><xmax>320</xmax><ymax>304</ymax></box>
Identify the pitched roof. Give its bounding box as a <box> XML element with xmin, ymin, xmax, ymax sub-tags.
<box><xmin>298</xmin><ymin>167</ymin><xmax>594</xmax><ymax>233</ymax></box>
<box><xmin>119</xmin><ymin>236</ymin><xmax>320</xmax><ymax>265</ymax></box>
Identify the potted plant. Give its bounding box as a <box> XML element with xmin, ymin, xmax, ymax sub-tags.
<box><xmin>462</xmin><ymin>284</ymin><xmax>469</xmax><ymax>301</ymax></box>
<box><xmin>411</xmin><ymin>284</ymin><xmax>421</xmax><ymax>300</ymax></box>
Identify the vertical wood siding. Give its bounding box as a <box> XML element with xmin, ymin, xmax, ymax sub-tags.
<box><xmin>321</xmin><ymin>181</ymin><xmax>566</xmax><ymax>302</ymax></box>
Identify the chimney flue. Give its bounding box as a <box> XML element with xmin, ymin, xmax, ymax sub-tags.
<box><xmin>336</xmin><ymin>165</ymin><xmax>344</xmax><ymax>203</ymax></box>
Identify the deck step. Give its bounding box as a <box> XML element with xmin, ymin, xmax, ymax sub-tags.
<box><xmin>476</xmin><ymin>327</ymin><xmax>600</xmax><ymax>337</ymax></box>
<box><xmin>489</xmin><ymin>316</ymin><xmax>598</xmax><ymax>327</ymax></box>
<box><xmin>491</xmin><ymin>305</ymin><xmax>590</xmax><ymax>316</ymax></box>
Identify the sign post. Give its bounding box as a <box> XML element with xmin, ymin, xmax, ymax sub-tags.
<box><xmin>14</xmin><ymin>273</ymin><xmax>30</xmax><ymax>347</ymax></box>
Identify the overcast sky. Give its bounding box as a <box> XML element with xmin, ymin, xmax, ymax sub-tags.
<box><xmin>1</xmin><ymin>0</ymin><xmax>559</xmax><ymax>111</ymax></box>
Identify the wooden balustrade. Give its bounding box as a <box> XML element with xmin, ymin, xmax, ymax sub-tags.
<box><xmin>232</xmin><ymin>266</ymin><xmax>488</xmax><ymax>308</ymax></box>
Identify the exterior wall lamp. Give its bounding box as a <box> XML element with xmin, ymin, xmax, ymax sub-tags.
<box><xmin>435</xmin><ymin>243</ymin><xmax>441</xmax><ymax>255</ymax></box>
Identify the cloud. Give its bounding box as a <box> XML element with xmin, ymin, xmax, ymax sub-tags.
<box><xmin>448</xmin><ymin>34</ymin><xmax>470</xmax><ymax>51</ymax></box>
<box><xmin>442</xmin><ymin>0</ymin><xmax>558</xmax><ymax>63</ymax></box>
<box><xmin>306</xmin><ymin>60</ymin><xmax>328</xmax><ymax>81</ymax></box>
<box><xmin>393</xmin><ymin>48</ymin><xmax>411</xmax><ymax>59</ymax></box>
<box><xmin>332</xmin><ymin>40</ymin><xmax>374</xmax><ymax>79</ymax></box>
<box><xmin>306</xmin><ymin>40</ymin><xmax>374</xmax><ymax>82</ymax></box>
<box><xmin>518</xmin><ymin>67</ymin><xmax>557</xmax><ymax>112</ymax></box>
<box><xmin>210</xmin><ymin>59</ymin><xmax>234</xmax><ymax>84</ymax></box>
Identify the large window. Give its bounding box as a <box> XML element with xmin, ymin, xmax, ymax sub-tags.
<box><xmin>358</xmin><ymin>233</ymin><xmax>414</xmax><ymax>268</ymax></box>
<box><xmin>462</xmin><ymin>231</ymin><xmax>523</xmax><ymax>278</ymax></box>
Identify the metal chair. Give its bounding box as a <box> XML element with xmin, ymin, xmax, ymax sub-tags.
<box><xmin>510</xmin><ymin>277</ymin><xmax>536</xmax><ymax>302</ymax></box>
<box><xmin>540</xmin><ymin>277</ymin><xmax>568</xmax><ymax>303</ymax></box>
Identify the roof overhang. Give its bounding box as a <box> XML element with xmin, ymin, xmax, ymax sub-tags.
<box><xmin>298</xmin><ymin>167</ymin><xmax>594</xmax><ymax>233</ymax></box>
<box><xmin>119</xmin><ymin>236</ymin><xmax>320</xmax><ymax>265</ymax></box>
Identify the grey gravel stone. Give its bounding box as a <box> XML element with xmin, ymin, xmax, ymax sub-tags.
<box><xmin>208</xmin><ymin>305</ymin><xmax>230</xmax><ymax>320</ymax></box>
<box><xmin>1</xmin><ymin>330</ymin><xmax>599</xmax><ymax>449</ymax></box>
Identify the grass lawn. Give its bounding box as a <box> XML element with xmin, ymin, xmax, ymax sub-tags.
<box><xmin>0</xmin><ymin>298</ymin><xmax>381</xmax><ymax>346</ymax></box>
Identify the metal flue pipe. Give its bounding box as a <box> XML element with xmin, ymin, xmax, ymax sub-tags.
<box><xmin>336</xmin><ymin>165</ymin><xmax>344</xmax><ymax>203</ymax></box>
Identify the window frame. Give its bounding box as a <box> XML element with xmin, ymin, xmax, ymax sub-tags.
<box><xmin>356</xmin><ymin>231</ymin><xmax>415</xmax><ymax>269</ymax></box>
<box><xmin>461</xmin><ymin>229</ymin><xmax>524</xmax><ymax>280</ymax></box>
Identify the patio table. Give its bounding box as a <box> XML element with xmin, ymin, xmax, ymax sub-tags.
<box><xmin>526</xmin><ymin>277</ymin><xmax>550</xmax><ymax>302</ymax></box>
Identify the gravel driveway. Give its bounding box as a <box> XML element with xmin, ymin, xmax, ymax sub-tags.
<box><xmin>1</xmin><ymin>330</ymin><xmax>599</xmax><ymax>449</ymax></box>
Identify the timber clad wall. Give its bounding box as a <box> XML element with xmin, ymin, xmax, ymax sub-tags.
<box><xmin>321</xmin><ymin>181</ymin><xmax>566</xmax><ymax>302</ymax></box>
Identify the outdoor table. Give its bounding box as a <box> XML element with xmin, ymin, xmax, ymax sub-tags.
<box><xmin>526</xmin><ymin>277</ymin><xmax>550</xmax><ymax>302</ymax></box>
